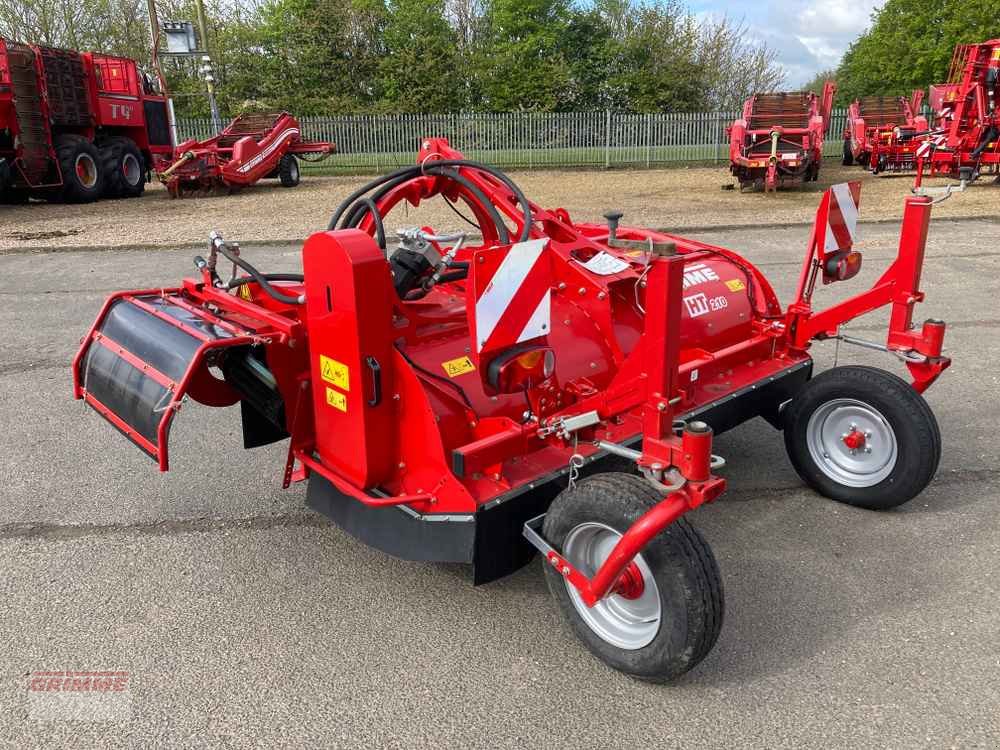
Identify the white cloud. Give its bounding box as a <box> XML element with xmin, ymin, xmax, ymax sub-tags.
<box><xmin>693</xmin><ymin>0</ymin><xmax>884</xmax><ymax>86</ymax></box>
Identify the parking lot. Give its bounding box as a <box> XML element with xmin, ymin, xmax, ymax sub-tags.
<box><xmin>1</xmin><ymin>179</ymin><xmax>998</xmax><ymax>747</ymax></box>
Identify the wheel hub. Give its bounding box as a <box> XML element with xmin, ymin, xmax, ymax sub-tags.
<box><xmin>75</xmin><ymin>153</ymin><xmax>98</xmax><ymax>189</ymax></box>
<box><xmin>806</xmin><ymin>398</ymin><xmax>897</xmax><ymax>488</ymax></box>
<box><xmin>562</xmin><ymin>522</ymin><xmax>661</xmax><ymax>650</ymax></box>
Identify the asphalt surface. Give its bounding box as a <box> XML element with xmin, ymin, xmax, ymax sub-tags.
<box><xmin>1</xmin><ymin>214</ymin><xmax>998</xmax><ymax>748</ymax></box>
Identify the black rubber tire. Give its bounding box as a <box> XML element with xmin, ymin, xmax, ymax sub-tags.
<box><xmin>842</xmin><ymin>139</ymin><xmax>855</xmax><ymax>166</ymax></box>
<box><xmin>278</xmin><ymin>154</ymin><xmax>300</xmax><ymax>187</ymax></box>
<box><xmin>99</xmin><ymin>137</ymin><xmax>146</xmax><ymax>198</ymax></box>
<box><xmin>542</xmin><ymin>472</ymin><xmax>724</xmax><ymax>682</ymax></box>
<box><xmin>783</xmin><ymin>366</ymin><xmax>941</xmax><ymax>510</ymax></box>
<box><xmin>55</xmin><ymin>135</ymin><xmax>104</xmax><ymax>203</ymax></box>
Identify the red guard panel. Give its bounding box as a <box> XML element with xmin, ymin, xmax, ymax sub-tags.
<box><xmin>302</xmin><ymin>229</ymin><xmax>398</xmax><ymax>489</ymax></box>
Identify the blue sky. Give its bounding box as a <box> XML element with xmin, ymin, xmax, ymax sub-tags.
<box><xmin>688</xmin><ymin>0</ymin><xmax>884</xmax><ymax>86</ymax></box>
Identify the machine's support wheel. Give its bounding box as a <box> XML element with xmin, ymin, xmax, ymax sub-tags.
<box><xmin>100</xmin><ymin>137</ymin><xmax>146</xmax><ymax>198</ymax></box>
<box><xmin>783</xmin><ymin>366</ymin><xmax>941</xmax><ymax>510</ymax></box>
<box><xmin>541</xmin><ymin>472</ymin><xmax>724</xmax><ymax>682</ymax></box>
<box><xmin>55</xmin><ymin>135</ymin><xmax>104</xmax><ymax>203</ymax></box>
<box><xmin>278</xmin><ymin>154</ymin><xmax>300</xmax><ymax>187</ymax></box>
<box><xmin>842</xmin><ymin>139</ymin><xmax>854</xmax><ymax>166</ymax></box>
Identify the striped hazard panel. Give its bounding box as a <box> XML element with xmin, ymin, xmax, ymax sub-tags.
<box><xmin>469</xmin><ymin>239</ymin><xmax>552</xmax><ymax>357</ymax></box>
<box><xmin>821</xmin><ymin>181</ymin><xmax>861</xmax><ymax>255</ymax></box>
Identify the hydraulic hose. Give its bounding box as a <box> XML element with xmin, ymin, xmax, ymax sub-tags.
<box><xmin>971</xmin><ymin>126</ymin><xmax>999</xmax><ymax>159</ymax></box>
<box><xmin>226</xmin><ymin>273</ymin><xmax>304</xmax><ymax>289</ymax></box>
<box><xmin>343</xmin><ymin>196</ymin><xmax>387</xmax><ymax>249</ymax></box>
<box><xmin>214</xmin><ymin>242</ymin><xmax>304</xmax><ymax>305</ymax></box>
<box><xmin>327</xmin><ymin>159</ymin><xmax>533</xmax><ymax>243</ymax></box>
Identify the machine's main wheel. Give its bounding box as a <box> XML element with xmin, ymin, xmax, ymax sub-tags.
<box><xmin>55</xmin><ymin>135</ymin><xmax>104</xmax><ymax>203</ymax></box>
<box><xmin>542</xmin><ymin>472</ymin><xmax>724</xmax><ymax>682</ymax></box>
<box><xmin>783</xmin><ymin>366</ymin><xmax>941</xmax><ymax>510</ymax></box>
<box><xmin>842</xmin><ymin>139</ymin><xmax>854</xmax><ymax>166</ymax></box>
<box><xmin>278</xmin><ymin>154</ymin><xmax>300</xmax><ymax>187</ymax></box>
<box><xmin>100</xmin><ymin>137</ymin><xmax>146</xmax><ymax>198</ymax></box>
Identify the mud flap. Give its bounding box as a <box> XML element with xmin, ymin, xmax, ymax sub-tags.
<box><xmin>73</xmin><ymin>292</ymin><xmax>253</xmax><ymax>470</ymax></box>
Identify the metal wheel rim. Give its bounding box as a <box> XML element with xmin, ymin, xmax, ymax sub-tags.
<box><xmin>562</xmin><ymin>522</ymin><xmax>661</xmax><ymax>650</ymax></box>
<box><xmin>75</xmin><ymin>153</ymin><xmax>98</xmax><ymax>188</ymax></box>
<box><xmin>122</xmin><ymin>153</ymin><xmax>142</xmax><ymax>186</ymax></box>
<box><xmin>806</xmin><ymin>398</ymin><xmax>897</xmax><ymax>488</ymax></box>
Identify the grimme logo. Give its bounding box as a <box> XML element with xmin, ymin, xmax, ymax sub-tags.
<box><xmin>27</xmin><ymin>670</ymin><xmax>132</xmax><ymax>721</ymax></box>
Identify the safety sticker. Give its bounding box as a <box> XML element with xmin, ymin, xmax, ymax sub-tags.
<box><xmin>325</xmin><ymin>386</ymin><xmax>347</xmax><ymax>412</ymax></box>
<box><xmin>442</xmin><ymin>356</ymin><xmax>476</xmax><ymax>378</ymax></box>
<box><xmin>237</xmin><ymin>284</ymin><xmax>253</xmax><ymax>301</ymax></box>
<box><xmin>320</xmin><ymin>355</ymin><xmax>349</xmax><ymax>390</ymax></box>
<box><xmin>725</xmin><ymin>278</ymin><xmax>746</xmax><ymax>292</ymax></box>
<box><xmin>579</xmin><ymin>251</ymin><xmax>629</xmax><ymax>276</ymax></box>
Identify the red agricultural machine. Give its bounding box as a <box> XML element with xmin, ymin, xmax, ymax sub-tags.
<box><xmin>843</xmin><ymin>91</ymin><xmax>927</xmax><ymax>172</ymax></box>
<box><xmin>158</xmin><ymin>111</ymin><xmax>333</xmax><ymax>197</ymax></box>
<box><xmin>0</xmin><ymin>37</ymin><xmax>173</xmax><ymax>203</ymax></box>
<box><xmin>727</xmin><ymin>82</ymin><xmax>836</xmax><ymax>191</ymax></box>
<box><xmin>913</xmin><ymin>40</ymin><xmax>1000</xmax><ymax>184</ymax></box>
<box><xmin>73</xmin><ymin>139</ymin><xmax>951</xmax><ymax>681</ymax></box>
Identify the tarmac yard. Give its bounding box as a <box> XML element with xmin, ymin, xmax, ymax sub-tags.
<box><xmin>0</xmin><ymin>208</ymin><xmax>999</xmax><ymax>747</ymax></box>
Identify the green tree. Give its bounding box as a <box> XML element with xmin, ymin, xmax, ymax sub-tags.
<box><xmin>836</xmin><ymin>0</ymin><xmax>997</xmax><ymax>103</ymax></box>
<box><xmin>471</xmin><ymin>0</ymin><xmax>574</xmax><ymax>111</ymax></box>
<box><xmin>378</xmin><ymin>0</ymin><xmax>466</xmax><ymax>112</ymax></box>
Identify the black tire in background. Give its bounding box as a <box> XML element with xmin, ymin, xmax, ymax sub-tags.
<box><xmin>542</xmin><ymin>472</ymin><xmax>724</xmax><ymax>682</ymax></box>
<box><xmin>842</xmin><ymin>139</ymin><xmax>855</xmax><ymax>166</ymax></box>
<box><xmin>100</xmin><ymin>137</ymin><xmax>146</xmax><ymax>198</ymax></box>
<box><xmin>278</xmin><ymin>154</ymin><xmax>300</xmax><ymax>187</ymax></box>
<box><xmin>55</xmin><ymin>135</ymin><xmax>104</xmax><ymax>203</ymax></box>
<box><xmin>783</xmin><ymin>366</ymin><xmax>941</xmax><ymax>510</ymax></box>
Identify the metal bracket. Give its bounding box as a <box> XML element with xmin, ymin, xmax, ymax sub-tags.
<box><xmin>832</xmin><ymin>333</ymin><xmax>927</xmax><ymax>363</ymax></box>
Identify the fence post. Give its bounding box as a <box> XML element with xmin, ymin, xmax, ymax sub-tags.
<box><xmin>604</xmin><ymin>109</ymin><xmax>612</xmax><ymax>169</ymax></box>
<box><xmin>714</xmin><ymin>112</ymin><xmax>721</xmax><ymax>163</ymax></box>
<box><xmin>645</xmin><ymin>113</ymin><xmax>652</xmax><ymax>168</ymax></box>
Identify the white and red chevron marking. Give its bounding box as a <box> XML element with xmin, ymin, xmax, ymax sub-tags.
<box><xmin>823</xmin><ymin>181</ymin><xmax>861</xmax><ymax>254</ymax></box>
<box><xmin>471</xmin><ymin>239</ymin><xmax>552</xmax><ymax>355</ymax></box>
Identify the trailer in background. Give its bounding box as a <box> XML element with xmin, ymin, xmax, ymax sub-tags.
<box><xmin>0</xmin><ymin>37</ymin><xmax>173</xmax><ymax>204</ymax></box>
<box><xmin>727</xmin><ymin>82</ymin><xmax>835</xmax><ymax>192</ymax></box>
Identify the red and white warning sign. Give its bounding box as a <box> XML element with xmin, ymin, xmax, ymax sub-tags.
<box><xmin>469</xmin><ymin>239</ymin><xmax>552</xmax><ymax>356</ymax></box>
<box><xmin>822</xmin><ymin>181</ymin><xmax>862</xmax><ymax>255</ymax></box>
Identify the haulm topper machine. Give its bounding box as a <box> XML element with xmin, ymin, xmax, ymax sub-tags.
<box><xmin>73</xmin><ymin>140</ymin><xmax>951</xmax><ymax>681</ymax></box>
<box><xmin>157</xmin><ymin>111</ymin><xmax>333</xmax><ymax>197</ymax></box>
<box><xmin>727</xmin><ymin>83</ymin><xmax>836</xmax><ymax>191</ymax></box>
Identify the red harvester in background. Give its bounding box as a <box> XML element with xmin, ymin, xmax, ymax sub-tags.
<box><xmin>843</xmin><ymin>91</ymin><xmax>927</xmax><ymax>172</ymax></box>
<box><xmin>914</xmin><ymin>40</ymin><xmax>1000</xmax><ymax>184</ymax></box>
<box><xmin>727</xmin><ymin>82</ymin><xmax>835</xmax><ymax>192</ymax></box>
<box><xmin>158</xmin><ymin>111</ymin><xmax>334</xmax><ymax>197</ymax></box>
<box><xmin>0</xmin><ymin>37</ymin><xmax>173</xmax><ymax>203</ymax></box>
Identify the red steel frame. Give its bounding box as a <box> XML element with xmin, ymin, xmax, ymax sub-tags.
<box><xmin>73</xmin><ymin>138</ymin><xmax>951</xmax><ymax>604</ymax></box>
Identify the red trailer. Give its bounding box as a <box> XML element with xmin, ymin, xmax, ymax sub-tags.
<box><xmin>914</xmin><ymin>40</ymin><xmax>1000</xmax><ymax>183</ymax></box>
<box><xmin>73</xmin><ymin>139</ymin><xmax>951</xmax><ymax>682</ymax></box>
<box><xmin>0</xmin><ymin>37</ymin><xmax>173</xmax><ymax>203</ymax></box>
<box><xmin>842</xmin><ymin>91</ymin><xmax>927</xmax><ymax>171</ymax></box>
<box><xmin>727</xmin><ymin>82</ymin><xmax>835</xmax><ymax>192</ymax></box>
<box><xmin>158</xmin><ymin>111</ymin><xmax>333</xmax><ymax>197</ymax></box>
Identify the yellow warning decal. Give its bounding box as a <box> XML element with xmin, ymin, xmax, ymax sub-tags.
<box><xmin>442</xmin><ymin>356</ymin><xmax>476</xmax><ymax>378</ymax></box>
<box><xmin>325</xmin><ymin>386</ymin><xmax>347</xmax><ymax>412</ymax></box>
<box><xmin>725</xmin><ymin>278</ymin><xmax>746</xmax><ymax>292</ymax></box>
<box><xmin>237</xmin><ymin>284</ymin><xmax>253</xmax><ymax>301</ymax></box>
<box><xmin>320</xmin><ymin>355</ymin><xmax>349</xmax><ymax>390</ymax></box>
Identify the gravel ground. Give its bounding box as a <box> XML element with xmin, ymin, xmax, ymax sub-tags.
<box><xmin>1</xmin><ymin>161</ymin><xmax>997</xmax><ymax>253</ymax></box>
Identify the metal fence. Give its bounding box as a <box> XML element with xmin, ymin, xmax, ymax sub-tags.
<box><xmin>175</xmin><ymin>108</ymin><xmax>860</xmax><ymax>174</ymax></box>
